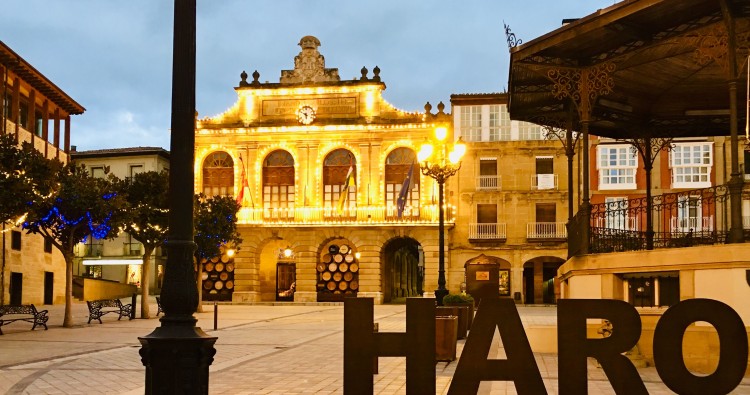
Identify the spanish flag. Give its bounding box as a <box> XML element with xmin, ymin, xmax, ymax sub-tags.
<box><xmin>236</xmin><ymin>156</ymin><xmax>254</xmax><ymax>208</ymax></box>
<box><xmin>337</xmin><ymin>161</ymin><xmax>355</xmax><ymax>214</ymax></box>
<box><xmin>396</xmin><ymin>161</ymin><xmax>415</xmax><ymax>218</ymax></box>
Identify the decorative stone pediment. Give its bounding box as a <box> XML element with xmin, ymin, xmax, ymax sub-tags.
<box><xmin>280</xmin><ymin>35</ymin><xmax>340</xmax><ymax>84</ymax></box>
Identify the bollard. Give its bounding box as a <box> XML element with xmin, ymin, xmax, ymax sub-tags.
<box><xmin>213</xmin><ymin>302</ymin><xmax>218</xmax><ymax>331</ymax></box>
<box><xmin>131</xmin><ymin>293</ymin><xmax>137</xmax><ymax>319</ymax></box>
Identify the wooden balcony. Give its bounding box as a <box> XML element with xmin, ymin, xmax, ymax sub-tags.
<box><xmin>237</xmin><ymin>204</ymin><xmax>453</xmax><ymax>226</ymax></box>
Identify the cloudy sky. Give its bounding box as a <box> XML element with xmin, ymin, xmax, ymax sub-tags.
<box><xmin>1</xmin><ymin>0</ymin><xmax>615</xmax><ymax>151</ymax></box>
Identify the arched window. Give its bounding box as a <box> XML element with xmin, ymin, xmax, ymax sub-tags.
<box><xmin>263</xmin><ymin>150</ymin><xmax>295</xmax><ymax>217</ymax></box>
<box><xmin>385</xmin><ymin>148</ymin><xmax>419</xmax><ymax>217</ymax></box>
<box><xmin>323</xmin><ymin>149</ymin><xmax>356</xmax><ymax>216</ymax></box>
<box><xmin>202</xmin><ymin>151</ymin><xmax>234</xmax><ymax>197</ymax></box>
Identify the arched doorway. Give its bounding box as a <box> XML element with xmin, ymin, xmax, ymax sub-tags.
<box><xmin>523</xmin><ymin>256</ymin><xmax>565</xmax><ymax>304</ymax></box>
<box><xmin>381</xmin><ymin>237</ymin><xmax>423</xmax><ymax>303</ymax></box>
<box><xmin>258</xmin><ymin>239</ymin><xmax>296</xmax><ymax>302</ymax></box>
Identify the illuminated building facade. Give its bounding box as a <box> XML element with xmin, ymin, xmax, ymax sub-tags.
<box><xmin>0</xmin><ymin>40</ymin><xmax>84</xmax><ymax>305</ymax></box>
<box><xmin>196</xmin><ymin>36</ymin><xmax>454</xmax><ymax>303</ymax></box>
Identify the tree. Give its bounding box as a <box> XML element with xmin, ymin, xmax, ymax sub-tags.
<box><xmin>118</xmin><ymin>170</ymin><xmax>169</xmax><ymax>318</ymax></box>
<box><xmin>23</xmin><ymin>163</ymin><xmax>125</xmax><ymax>327</ymax></box>
<box><xmin>0</xmin><ymin>133</ymin><xmax>59</xmax><ymax>305</ymax></box>
<box><xmin>193</xmin><ymin>194</ymin><xmax>242</xmax><ymax>310</ymax></box>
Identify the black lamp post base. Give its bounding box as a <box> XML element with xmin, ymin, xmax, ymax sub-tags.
<box><xmin>139</xmin><ymin>319</ymin><xmax>217</xmax><ymax>394</ymax></box>
<box><xmin>435</xmin><ymin>288</ymin><xmax>449</xmax><ymax>306</ymax></box>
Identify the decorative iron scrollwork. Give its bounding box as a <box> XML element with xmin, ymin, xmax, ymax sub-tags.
<box><xmin>547</xmin><ymin>62</ymin><xmax>616</xmax><ymax>119</ymax></box>
<box><xmin>504</xmin><ymin>22</ymin><xmax>523</xmax><ymax>51</ymax></box>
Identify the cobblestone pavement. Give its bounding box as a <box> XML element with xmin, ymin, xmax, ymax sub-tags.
<box><xmin>0</xmin><ymin>299</ymin><xmax>748</xmax><ymax>394</ymax></box>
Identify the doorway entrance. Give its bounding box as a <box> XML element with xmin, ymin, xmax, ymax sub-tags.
<box><xmin>44</xmin><ymin>272</ymin><xmax>53</xmax><ymax>305</ymax></box>
<box><xmin>276</xmin><ymin>262</ymin><xmax>296</xmax><ymax>301</ymax></box>
<box><xmin>381</xmin><ymin>238</ymin><xmax>422</xmax><ymax>303</ymax></box>
<box><xmin>10</xmin><ymin>272</ymin><xmax>22</xmax><ymax>305</ymax></box>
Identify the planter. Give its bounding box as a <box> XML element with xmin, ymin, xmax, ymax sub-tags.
<box><xmin>444</xmin><ymin>302</ymin><xmax>474</xmax><ymax>331</ymax></box>
<box><xmin>437</xmin><ymin>306</ymin><xmax>468</xmax><ymax>339</ymax></box>
<box><xmin>435</xmin><ymin>315</ymin><xmax>458</xmax><ymax>361</ymax></box>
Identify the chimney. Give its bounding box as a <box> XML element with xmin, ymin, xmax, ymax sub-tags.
<box><xmin>71</xmin><ymin>145</ymin><xmax>77</xmax><ymax>152</ymax></box>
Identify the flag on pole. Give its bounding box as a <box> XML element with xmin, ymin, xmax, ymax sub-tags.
<box><xmin>236</xmin><ymin>156</ymin><xmax>254</xmax><ymax>208</ymax></box>
<box><xmin>396</xmin><ymin>161</ymin><xmax>415</xmax><ymax>218</ymax></box>
<box><xmin>337</xmin><ymin>159</ymin><xmax>355</xmax><ymax>214</ymax></box>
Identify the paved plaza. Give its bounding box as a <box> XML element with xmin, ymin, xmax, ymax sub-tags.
<box><xmin>0</xmin><ymin>298</ymin><xmax>749</xmax><ymax>394</ymax></box>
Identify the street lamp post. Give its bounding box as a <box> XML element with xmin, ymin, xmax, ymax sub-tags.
<box><xmin>138</xmin><ymin>1</ymin><xmax>217</xmax><ymax>393</ymax></box>
<box><xmin>417</xmin><ymin>126</ymin><xmax>465</xmax><ymax>306</ymax></box>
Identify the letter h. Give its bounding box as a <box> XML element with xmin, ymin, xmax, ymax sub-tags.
<box><xmin>344</xmin><ymin>297</ymin><xmax>435</xmax><ymax>395</ymax></box>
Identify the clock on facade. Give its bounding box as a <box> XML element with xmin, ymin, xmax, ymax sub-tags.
<box><xmin>296</xmin><ymin>105</ymin><xmax>316</xmax><ymax>125</ymax></box>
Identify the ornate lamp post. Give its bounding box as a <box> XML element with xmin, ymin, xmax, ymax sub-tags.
<box><xmin>417</xmin><ymin>126</ymin><xmax>465</xmax><ymax>306</ymax></box>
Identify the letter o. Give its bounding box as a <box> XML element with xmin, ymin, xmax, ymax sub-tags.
<box><xmin>653</xmin><ymin>298</ymin><xmax>748</xmax><ymax>395</ymax></box>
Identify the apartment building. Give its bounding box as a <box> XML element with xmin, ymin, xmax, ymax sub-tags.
<box><xmin>0</xmin><ymin>40</ymin><xmax>84</xmax><ymax>305</ymax></box>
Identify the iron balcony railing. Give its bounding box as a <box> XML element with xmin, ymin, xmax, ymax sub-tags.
<box><xmin>468</xmin><ymin>223</ymin><xmax>507</xmax><ymax>240</ymax></box>
<box><xmin>582</xmin><ymin>184</ymin><xmax>750</xmax><ymax>254</ymax></box>
<box><xmin>476</xmin><ymin>175</ymin><xmax>500</xmax><ymax>191</ymax></box>
<box><xmin>527</xmin><ymin>222</ymin><xmax>567</xmax><ymax>240</ymax></box>
<box><xmin>237</xmin><ymin>204</ymin><xmax>453</xmax><ymax>225</ymax></box>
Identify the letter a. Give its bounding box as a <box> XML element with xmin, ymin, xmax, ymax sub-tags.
<box><xmin>448</xmin><ymin>298</ymin><xmax>546</xmax><ymax>395</ymax></box>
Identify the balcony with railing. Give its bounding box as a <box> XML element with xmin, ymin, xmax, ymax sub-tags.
<box><xmin>573</xmin><ymin>184</ymin><xmax>750</xmax><ymax>255</ymax></box>
<box><xmin>531</xmin><ymin>174</ymin><xmax>558</xmax><ymax>190</ymax></box>
<box><xmin>76</xmin><ymin>243</ymin><xmax>104</xmax><ymax>258</ymax></box>
<box><xmin>527</xmin><ymin>222</ymin><xmax>567</xmax><ymax>240</ymax></box>
<box><xmin>237</xmin><ymin>204</ymin><xmax>453</xmax><ymax>226</ymax></box>
<box><xmin>476</xmin><ymin>175</ymin><xmax>500</xmax><ymax>191</ymax></box>
<box><xmin>468</xmin><ymin>223</ymin><xmax>507</xmax><ymax>241</ymax></box>
<box><xmin>123</xmin><ymin>242</ymin><xmax>143</xmax><ymax>256</ymax></box>
<box><xmin>4</xmin><ymin>119</ymin><xmax>67</xmax><ymax>162</ymax></box>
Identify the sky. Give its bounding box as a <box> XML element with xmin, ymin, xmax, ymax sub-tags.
<box><xmin>1</xmin><ymin>0</ymin><xmax>616</xmax><ymax>151</ymax></box>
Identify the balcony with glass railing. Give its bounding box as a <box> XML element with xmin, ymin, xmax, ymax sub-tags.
<box><xmin>476</xmin><ymin>175</ymin><xmax>500</xmax><ymax>191</ymax></box>
<box><xmin>123</xmin><ymin>242</ymin><xmax>143</xmax><ymax>256</ymax></box>
<box><xmin>468</xmin><ymin>223</ymin><xmax>506</xmax><ymax>240</ymax></box>
<box><xmin>527</xmin><ymin>222</ymin><xmax>567</xmax><ymax>240</ymax></box>
<box><xmin>76</xmin><ymin>243</ymin><xmax>104</xmax><ymax>258</ymax></box>
<box><xmin>237</xmin><ymin>204</ymin><xmax>452</xmax><ymax>226</ymax></box>
<box><xmin>531</xmin><ymin>174</ymin><xmax>558</xmax><ymax>190</ymax></box>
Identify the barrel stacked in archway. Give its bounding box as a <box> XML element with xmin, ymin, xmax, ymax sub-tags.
<box><xmin>317</xmin><ymin>244</ymin><xmax>358</xmax><ymax>302</ymax></box>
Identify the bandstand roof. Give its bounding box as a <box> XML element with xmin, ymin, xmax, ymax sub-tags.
<box><xmin>508</xmin><ymin>0</ymin><xmax>750</xmax><ymax>138</ymax></box>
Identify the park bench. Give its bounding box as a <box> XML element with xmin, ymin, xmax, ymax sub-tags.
<box><xmin>86</xmin><ymin>299</ymin><xmax>133</xmax><ymax>324</ymax></box>
<box><xmin>0</xmin><ymin>304</ymin><xmax>49</xmax><ymax>335</ymax></box>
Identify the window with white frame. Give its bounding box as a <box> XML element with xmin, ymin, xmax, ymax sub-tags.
<box><xmin>604</xmin><ymin>197</ymin><xmax>630</xmax><ymax>230</ymax></box>
<box><xmin>670</xmin><ymin>142</ymin><xmax>712</xmax><ymax>188</ymax></box>
<box><xmin>488</xmin><ymin>105</ymin><xmax>511</xmax><ymax>141</ymax></box>
<box><xmin>518</xmin><ymin>121</ymin><xmax>544</xmax><ymax>140</ymax></box>
<box><xmin>598</xmin><ymin>145</ymin><xmax>637</xmax><ymax>190</ymax></box>
<box><xmin>460</xmin><ymin>105</ymin><xmax>482</xmax><ymax>142</ymax></box>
